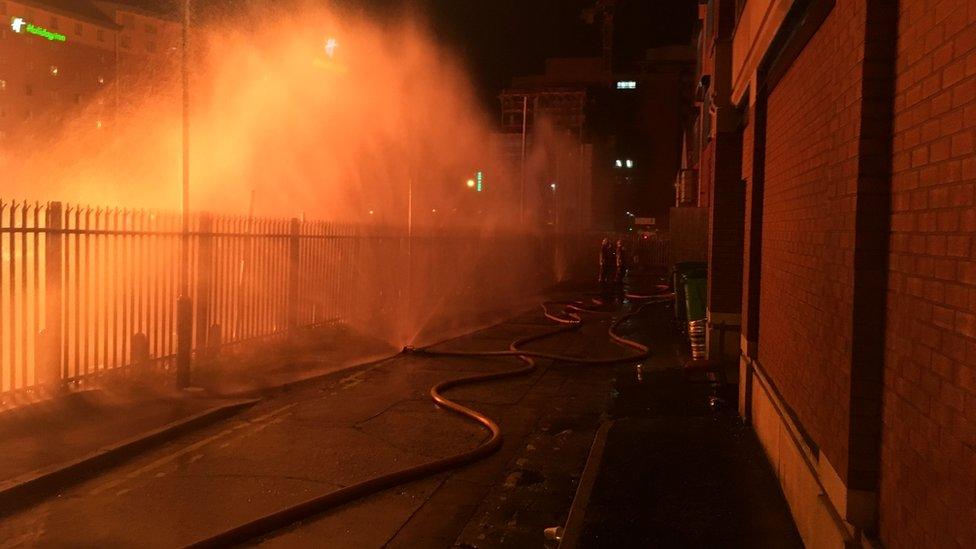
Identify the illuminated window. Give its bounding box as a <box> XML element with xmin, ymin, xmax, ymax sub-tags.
<box><xmin>0</xmin><ymin>79</ymin><xmax>5</xmax><ymax>91</ymax></box>
<box><xmin>616</xmin><ymin>80</ymin><xmax>637</xmax><ymax>90</ymax></box>
<box><xmin>49</xmin><ymin>65</ymin><xmax>59</xmax><ymax>76</ymax></box>
<box><xmin>97</xmin><ymin>75</ymin><xmax>105</xmax><ymax>84</ymax></box>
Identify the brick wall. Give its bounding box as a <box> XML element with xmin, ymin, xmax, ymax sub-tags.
<box><xmin>706</xmin><ymin>130</ymin><xmax>744</xmax><ymax>314</ymax></box>
<box><xmin>699</xmin><ymin>138</ymin><xmax>714</xmax><ymax>209</ymax></box>
<box><xmin>881</xmin><ymin>0</ymin><xmax>976</xmax><ymax>546</ymax></box>
<box><xmin>759</xmin><ymin>0</ymin><xmax>866</xmax><ymax>482</ymax></box>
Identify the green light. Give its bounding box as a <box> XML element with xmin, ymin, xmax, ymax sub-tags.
<box><xmin>28</xmin><ymin>23</ymin><xmax>65</xmax><ymax>42</ymax></box>
<box><xmin>476</xmin><ymin>171</ymin><xmax>483</xmax><ymax>192</ymax></box>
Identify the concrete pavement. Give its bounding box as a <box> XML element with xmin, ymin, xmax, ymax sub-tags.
<box><xmin>567</xmin><ymin>299</ymin><xmax>803</xmax><ymax>548</ymax></box>
<box><xmin>0</xmin><ymin>296</ymin><xmax>803</xmax><ymax>548</ymax></box>
<box><xmin>0</xmin><ymin>305</ymin><xmax>624</xmax><ymax>547</ymax></box>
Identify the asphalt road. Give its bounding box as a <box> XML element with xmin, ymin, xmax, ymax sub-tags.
<box><xmin>1</xmin><ymin>306</ymin><xmax>627</xmax><ymax>548</ymax></box>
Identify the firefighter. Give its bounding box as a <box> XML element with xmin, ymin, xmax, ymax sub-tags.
<box><xmin>615</xmin><ymin>238</ymin><xmax>629</xmax><ymax>290</ymax></box>
<box><xmin>599</xmin><ymin>237</ymin><xmax>616</xmax><ymax>287</ymax></box>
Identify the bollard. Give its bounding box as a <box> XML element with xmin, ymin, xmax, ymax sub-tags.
<box><xmin>176</xmin><ymin>295</ymin><xmax>193</xmax><ymax>388</ymax></box>
<box><xmin>131</xmin><ymin>332</ymin><xmax>150</xmax><ymax>365</ymax></box>
<box><xmin>207</xmin><ymin>323</ymin><xmax>222</xmax><ymax>358</ymax></box>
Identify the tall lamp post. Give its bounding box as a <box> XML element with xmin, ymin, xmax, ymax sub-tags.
<box><xmin>176</xmin><ymin>0</ymin><xmax>192</xmax><ymax>388</ymax></box>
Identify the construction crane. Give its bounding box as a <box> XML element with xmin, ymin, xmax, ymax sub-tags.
<box><xmin>582</xmin><ymin>0</ymin><xmax>620</xmax><ymax>73</ymax></box>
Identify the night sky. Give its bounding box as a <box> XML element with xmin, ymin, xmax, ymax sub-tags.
<box><xmin>352</xmin><ymin>0</ymin><xmax>698</xmax><ymax>107</ymax></box>
<box><xmin>140</xmin><ymin>0</ymin><xmax>697</xmax><ymax>109</ymax></box>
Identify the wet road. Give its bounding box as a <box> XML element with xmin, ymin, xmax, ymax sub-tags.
<box><xmin>1</xmin><ymin>306</ymin><xmax>632</xmax><ymax>547</ymax></box>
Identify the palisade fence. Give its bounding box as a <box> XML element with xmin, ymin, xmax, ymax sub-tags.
<box><xmin>0</xmin><ymin>198</ymin><xmax>590</xmax><ymax>400</ymax></box>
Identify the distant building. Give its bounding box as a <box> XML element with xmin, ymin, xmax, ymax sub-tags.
<box><xmin>0</xmin><ymin>0</ymin><xmax>177</xmax><ymax>147</ymax></box>
<box><xmin>499</xmin><ymin>50</ymin><xmax>694</xmax><ymax>232</ymax></box>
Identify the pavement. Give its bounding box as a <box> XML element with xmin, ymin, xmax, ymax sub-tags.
<box><xmin>565</xmin><ymin>296</ymin><xmax>803</xmax><ymax>548</ymax></box>
<box><xmin>0</xmin><ymin>302</ymin><xmax>623</xmax><ymax>547</ymax></box>
<box><xmin>0</xmin><ymin>389</ymin><xmax>258</xmax><ymax>517</ymax></box>
<box><xmin>0</xmin><ymin>289</ymin><xmax>802</xmax><ymax>548</ymax></box>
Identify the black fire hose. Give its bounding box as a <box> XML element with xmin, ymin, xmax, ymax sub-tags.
<box><xmin>185</xmin><ymin>296</ymin><xmax>668</xmax><ymax>548</ymax></box>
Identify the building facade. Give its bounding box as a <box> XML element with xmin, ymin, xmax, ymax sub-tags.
<box><xmin>0</xmin><ymin>0</ymin><xmax>177</xmax><ymax>147</ymax></box>
<box><xmin>500</xmin><ymin>52</ymin><xmax>694</xmax><ymax>232</ymax></box>
<box><xmin>685</xmin><ymin>0</ymin><xmax>976</xmax><ymax>546</ymax></box>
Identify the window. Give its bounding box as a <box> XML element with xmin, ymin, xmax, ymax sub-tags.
<box><xmin>146</xmin><ymin>41</ymin><xmax>156</xmax><ymax>53</ymax></box>
<box><xmin>120</xmin><ymin>35</ymin><xmax>130</xmax><ymax>48</ymax></box>
<box><xmin>49</xmin><ymin>65</ymin><xmax>59</xmax><ymax>76</ymax></box>
<box><xmin>0</xmin><ymin>2</ymin><xmax>6</xmax><ymax>15</ymax></box>
<box><xmin>75</xmin><ymin>22</ymin><xmax>82</xmax><ymax>36</ymax></box>
<box><xmin>74</xmin><ymin>93</ymin><xmax>81</xmax><ymax>104</ymax></box>
<box><xmin>97</xmin><ymin>29</ymin><xmax>104</xmax><ymax>42</ymax></box>
<box><xmin>49</xmin><ymin>16</ymin><xmax>58</xmax><ymax>30</ymax></box>
<box><xmin>25</xmin><ymin>84</ymin><xmax>32</xmax><ymax>96</ymax></box>
<box><xmin>0</xmin><ymin>79</ymin><xmax>5</xmax><ymax>91</ymax></box>
<box><xmin>145</xmin><ymin>24</ymin><xmax>156</xmax><ymax>34</ymax></box>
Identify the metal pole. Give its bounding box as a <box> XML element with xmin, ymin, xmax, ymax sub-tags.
<box><xmin>176</xmin><ymin>0</ymin><xmax>192</xmax><ymax>388</ymax></box>
<box><xmin>519</xmin><ymin>95</ymin><xmax>527</xmax><ymax>224</ymax></box>
<box><xmin>406</xmin><ymin>179</ymin><xmax>413</xmax><ymax>320</ymax></box>
<box><xmin>578</xmin><ymin>117</ymin><xmax>584</xmax><ymax>232</ymax></box>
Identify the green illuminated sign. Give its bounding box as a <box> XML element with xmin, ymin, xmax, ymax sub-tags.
<box><xmin>476</xmin><ymin>171</ymin><xmax>484</xmax><ymax>192</ymax></box>
<box><xmin>10</xmin><ymin>17</ymin><xmax>67</xmax><ymax>42</ymax></box>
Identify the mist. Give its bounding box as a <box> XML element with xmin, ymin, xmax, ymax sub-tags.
<box><xmin>0</xmin><ymin>1</ymin><xmax>589</xmax><ymax>369</ymax></box>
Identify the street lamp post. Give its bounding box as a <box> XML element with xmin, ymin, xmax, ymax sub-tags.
<box><xmin>519</xmin><ymin>95</ymin><xmax>527</xmax><ymax>224</ymax></box>
<box><xmin>176</xmin><ymin>0</ymin><xmax>192</xmax><ymax>388</ymax></box>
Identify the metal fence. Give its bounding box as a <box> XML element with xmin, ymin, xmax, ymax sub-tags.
<box><xmin>0</xmin><ymin>198</ymin><xmax>587</xmax><ymax>400</ymax></box>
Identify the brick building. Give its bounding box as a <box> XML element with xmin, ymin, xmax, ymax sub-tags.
<box><xmin>685</xmin><ymin>0</ymin><xmax>976</xmax><ymax>546</ymax></box>
<box><xmin>0</xmin><ymin>0</ymin><xmax>177</xmax><ymax>147</ymax></box>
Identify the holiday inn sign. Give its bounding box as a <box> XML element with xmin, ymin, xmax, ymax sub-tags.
<box><xmin>10</xmin><ymin>16</ymin><xmax>67</xmax><ymax>42</ymax></box>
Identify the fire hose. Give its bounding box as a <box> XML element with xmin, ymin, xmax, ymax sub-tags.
<box><xmin>185</xmin><ymin>294</ymin><xmax>671</xmax><ymax>548</ymax></box>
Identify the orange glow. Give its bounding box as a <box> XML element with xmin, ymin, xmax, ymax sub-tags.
<box><xmin>0</xmin><ymin>1</ymin><xmax>589</xmax><ymax>353</ymax></box>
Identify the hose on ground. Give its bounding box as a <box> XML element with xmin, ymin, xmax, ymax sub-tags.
<box><xmin>185</xmin><ymin>294</ymin><xmax>668</xmax><ymax>548</ymax></box>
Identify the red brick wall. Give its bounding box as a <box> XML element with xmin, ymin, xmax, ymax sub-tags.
<box><xmin>881</xmin><ymin>0</ymin><xmax>976</xmax><ymax>545</ymax></box>
<box><xmin>740</xmin><ymin>101</ymin><xmax>760</xmax><ymax>344</ymax></box>
<box><xmin>759</xmin><ymin>0</ymin><xmax>866</xmax><ymax>481</ymax></box>
<box><xmin>699</xmin><ymin>139</ymin><xmax>714</xmax><ymax>208</ymax></box>
<box><xmin>706</xmin><ymin>130</ymin><xmax>744</xmax><ymax>314</ymax></box>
